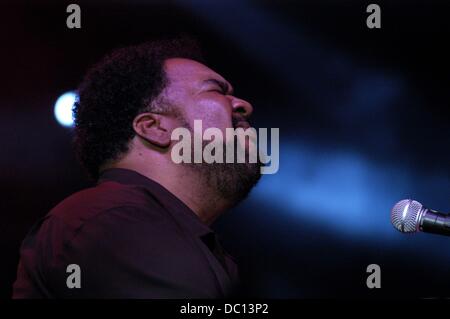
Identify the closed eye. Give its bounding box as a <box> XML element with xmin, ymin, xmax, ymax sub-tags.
<box><xmin>203</xmin><ymin>78</ymin><xmax>233</xmax><ymax>95</ymax></box>
<box><xmin>209</xmin><ymin>88</ymin><xmax>226</xmax><ymax>94</ymax></box>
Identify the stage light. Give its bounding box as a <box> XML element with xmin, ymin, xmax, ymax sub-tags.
<box><xmin>54</xmin><ymin>91</ymin><xmax>77</xmax><ymax>127</ymax></box>
<box><xmin>252</xmin><ymin>141</ymin><xmax>450</xmax><ymax>242</ymax></box>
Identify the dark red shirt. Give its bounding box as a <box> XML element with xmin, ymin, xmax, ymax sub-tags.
<box><xmin>13</xmin><ymin>168</ymin><xmax>239</xmax><ymax>298</ymax></box>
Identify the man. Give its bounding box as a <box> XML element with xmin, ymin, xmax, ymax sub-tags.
<box><xmin>13</xmin><ymin>37</ymin><xmax>262</xmax><ymax>298</ymax></box>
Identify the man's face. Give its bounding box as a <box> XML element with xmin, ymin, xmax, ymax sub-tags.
<box><xmin>162</xmin><ymin>58</ymin><xmax>253</xmax><ymax>138</ymax></box>
<box><xmin>160</xmin><ymin>58</ymin><xmax>261</xmax><ymax>204</ymax></box>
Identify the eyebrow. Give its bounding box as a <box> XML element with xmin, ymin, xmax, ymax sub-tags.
<box><xmin>203</xmin><ymin>78</ymin><xmax>234</xmax><ymax>95</ymax></box>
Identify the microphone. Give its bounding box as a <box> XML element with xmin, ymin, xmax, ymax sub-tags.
<box><xmin>391</xmin><ymin>199</ymin><xmax>450</xmax><ymax>236</ymax></box>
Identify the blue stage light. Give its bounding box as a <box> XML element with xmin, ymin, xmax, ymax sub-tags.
<box><xmin>54</xmin><ymin>91</ymin><xmax>77</xmax><ymax>127</ymax></box>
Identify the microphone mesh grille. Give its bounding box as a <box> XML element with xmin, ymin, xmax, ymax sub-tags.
<box><xmin>391</xmin><ymin>199</ymin><xmax>423</xmax><ymax>233</ymax></box>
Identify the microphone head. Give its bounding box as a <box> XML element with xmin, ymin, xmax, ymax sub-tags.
<box><xmin>391</xmin><ymin>199</ymin><xmax>424</xmax><ymax>233</ymax></box>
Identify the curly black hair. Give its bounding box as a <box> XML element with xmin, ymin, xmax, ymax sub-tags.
<box><xmin>73</xmin><ymin>37</ymin><xmax>205</xmax><ymax>180</ymax></box>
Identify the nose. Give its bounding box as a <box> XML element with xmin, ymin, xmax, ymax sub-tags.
<box><xmin>230</xmin><ymin>97</ymin><xmax>253</xmax><ymax>119</ymax></box>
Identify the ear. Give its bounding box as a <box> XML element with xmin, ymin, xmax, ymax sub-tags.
<box><xmin>132</xmin><ymin>113</ymin><xmax>171</xmax><ymax>148</ymax></box>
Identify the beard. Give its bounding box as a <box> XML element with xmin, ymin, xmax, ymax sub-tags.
<box><xmin>200</xmin><ymin>151</ymin><xmax>262</xmax><ymax>205</ymax></box>
<box><xmin>181</xmin><ymin>119</ymin><xmax>263</xmax><ymax>206</ymax></box>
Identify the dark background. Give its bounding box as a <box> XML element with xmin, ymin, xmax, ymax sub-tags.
<box><xmin>1</xmin><ymin>0</ymin><xmax>449</xmax><ymax>298</ymax></box>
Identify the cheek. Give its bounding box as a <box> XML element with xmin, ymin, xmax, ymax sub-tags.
<box><xmin>188</xmin><ymin>98</ymin><xmax>232</xmax><ymax>133</ymax></box>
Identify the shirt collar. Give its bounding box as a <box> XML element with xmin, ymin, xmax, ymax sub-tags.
<box><xmin>97</xmin><ymin>168</ymin><xmax>214</xmax><ymax>238</ymax></box>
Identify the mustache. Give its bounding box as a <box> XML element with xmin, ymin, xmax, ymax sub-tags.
<box><xmin>232</xmin><ymin>116</ymin><xmax>252</xmax><ymax>128</ymax></box>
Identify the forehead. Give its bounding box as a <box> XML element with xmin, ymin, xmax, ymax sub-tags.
<box><xmin>163</xmin><ymin>58</ymin><xmax>229</xmax><ymax>87</ymax></box>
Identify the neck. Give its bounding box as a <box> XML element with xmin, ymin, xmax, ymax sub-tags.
<box><xmin>108</xmin><ymin>156</ymin><xmax>230</xmax><ymax>226</ymax></box>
